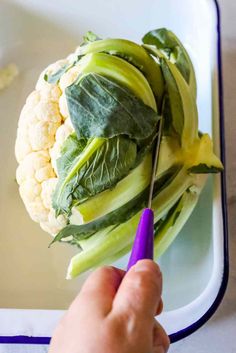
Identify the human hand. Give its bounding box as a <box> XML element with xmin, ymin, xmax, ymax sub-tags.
<box><xmin>49</xmin><ymin>260</ymin><xmax>170</xmax><ymax>353</ymax></box>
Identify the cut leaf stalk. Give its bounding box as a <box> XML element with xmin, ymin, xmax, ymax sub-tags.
<box><xmin>77</xmin><ymin>38</ymin><xmax>164</xmax><ymax>105</ymax></box>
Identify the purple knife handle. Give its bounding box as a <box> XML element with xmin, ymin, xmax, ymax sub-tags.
<box><xmin>127</xmin><ymin>208</ymin><xmax>154</xmax><ymax>271</ymax></box>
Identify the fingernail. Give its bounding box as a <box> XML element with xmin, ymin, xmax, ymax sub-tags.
<box><xmin>134</xmin><ymin>260</ymin><xmax>161</xmax><ymax>276</ymax></box>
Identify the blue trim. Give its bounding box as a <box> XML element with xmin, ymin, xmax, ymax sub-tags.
<box><xmin>0</xmin><ymin>336</ymin><xmax>51</xmax><ymax>345</ymax></box>
<box><xmin>169</xmin><ymin>0</ymin><xmax>229</xmax><ymax>343</ymax></box>
<box><xmin>0</xmin><ymin>0</ymin><xmax>228</xmax><ymax>345</ymax></box>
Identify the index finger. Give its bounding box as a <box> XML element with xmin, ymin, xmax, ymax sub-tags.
<box><xmin>70</xmin><ymin>266</ymin><xmax>125</xmax><ymax>317</ymax></box>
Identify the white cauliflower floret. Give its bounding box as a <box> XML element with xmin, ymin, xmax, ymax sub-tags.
<box><xmin>35</xmin><ymin>100</ymin><xmax>62</xmax><ymax>123</ymax></box>
<box><xmin>15</xmin><ymin>127</ymin><xmax>32</xmax><ymax>163</ymax></box>
<box><xmin>15</xmin><ymin>88</ymin><xmax>63</xmax><ymax>162</ymax></box>
<box><xmin>59</xmin><ymin>65</ymin><xmax>81</xmax><ymax>91</ymax></box>
<box><xmin>19</xmin><ymin>178</ymin><xmax>42</xmax><ymax>203</ymax></box>
<box><xmin>41</xmin><ymin>179</ymin><xmax>67</xmax><ymax>235</ymax></box>
<box><xmin>25</xmin><ymin>198</ymin><xmax>49</xmax><ymax>223</ymax></box>
<box><xmin>49</xmin><ymin>122</ymin><xmax>74</xmax><ymax>175</ymax></box>
<box><xmin>16</xmin><ymin>150</ymin><xmax>54</xmax><ymax>184</ymax></box>
<box><xmin>26</xmin><ymin>90</ymin><xmax>41</xmax><ymax>107</ymax></box>
<box><xmin>40</xmin><ymin>212</ymin><xmax>67</xmax><ymax>236</ymax></box>
<box><xmin>18</xmin><ymin>101</ymin><xmax>38</xmax><ymax>128</ymax></box>
<box><xmin>59</xmin><ymin>65</ymin><xmax>82</xmax><ymax>118</ymax></box>
<box><xmin>36</xmin><ymin>59</ymin><xmax>68</xmax><ymax>92</ymax></box>
<box><xmin>41</xmin><ymin>178</ymin><xmax>58</xmax><ymax>209</ymax></box>
<box><xmin>38</xmin><ymin>85</ymin><xmax>61</xmax><ymax>103</ymax></box>
<box><xmin>28</xmin><ymin>120</ymin><xmax>60</xmax><ymax>151</ymax></box>
<box><xmin>15</xmin><ymin>55</ymin><xmax>80</xmax><ymax>236</ymax></box>
<box><xmin>28</xmin><ymin>100</ymin><xmax>62</xmax><ymax>151</ymax></box>
<box><xmin>59</xmin><ymin>94</ymin><xmax>69</xmax><ymax>118</ymax></box>
<box><xmin>64</xmin><ymin>115</ymin><xmax>74</xmax><ymax>129</ymax></box>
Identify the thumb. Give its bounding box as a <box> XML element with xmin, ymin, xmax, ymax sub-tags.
<box><xmin>112</xmin><ymin>260</ymin><xmax>162</xmax><ymax>318</ymax></box>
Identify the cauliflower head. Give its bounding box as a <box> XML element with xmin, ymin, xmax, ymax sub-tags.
<box><xmin>15</xmin><ymin>53</ymin><xmax>81</xmax><ymax>235</ymax></box>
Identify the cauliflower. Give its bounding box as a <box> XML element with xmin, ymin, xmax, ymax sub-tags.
<box><xmin>14</xmin><ymin>30</ymin><xmax>224</xmax><ymax>280</ymax></box>
<box><xmin>15</xmin><ymin>55</ymin><xmax>80</xmax><ymax>235</ymax></box>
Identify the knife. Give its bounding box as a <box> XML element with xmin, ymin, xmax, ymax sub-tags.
<box><xmin>127</xmin><ymin>118</ymin><xmax>163</xmax><ymax>270</ymax></box>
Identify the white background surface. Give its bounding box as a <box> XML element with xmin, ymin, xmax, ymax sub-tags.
<box><xmin>0</xmin><ymin>0</ymin><xmax>235</xmax><ymax>352</ymax></box>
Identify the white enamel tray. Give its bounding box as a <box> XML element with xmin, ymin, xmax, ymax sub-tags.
<box><xmin>0</xmin><ymin>0</ymin><xmax>228</xmax><ymax>344</ymax></box>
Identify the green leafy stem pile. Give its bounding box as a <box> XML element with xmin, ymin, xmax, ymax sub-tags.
<box><xmin>44</xmin><ymin>29</ymin><xmax>223</xmax><ymax>279</ymax></box>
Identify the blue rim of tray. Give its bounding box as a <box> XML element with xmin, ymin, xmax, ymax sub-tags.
<box><xmin>171</xmin><ymin>0</ymin><xmax>229</xmax><ymax>343</ymax></box>
<box><xmin>0</xmin><ymin>0</ymin><xmax>229</xmax><ymax>345</ymax></box>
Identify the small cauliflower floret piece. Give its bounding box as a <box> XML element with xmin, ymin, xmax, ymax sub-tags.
<box><xmin>0</xmin><ymin>63</ymin><xmax>19</xmax><ymax>91</ymax></box>
<box><xmin>50</xmin><ymin>122</ymin><xmax>74</xmax><ymax>174</ymax></box>
<box><xmin>40</xmin><ymin>210</ymin><xmax>67</xmax><ymax>236</ymax></box>
<box><xmin>16</xmin><ymin>150</ymin><xmax>55</xmax><ymax>185</ymax></box>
